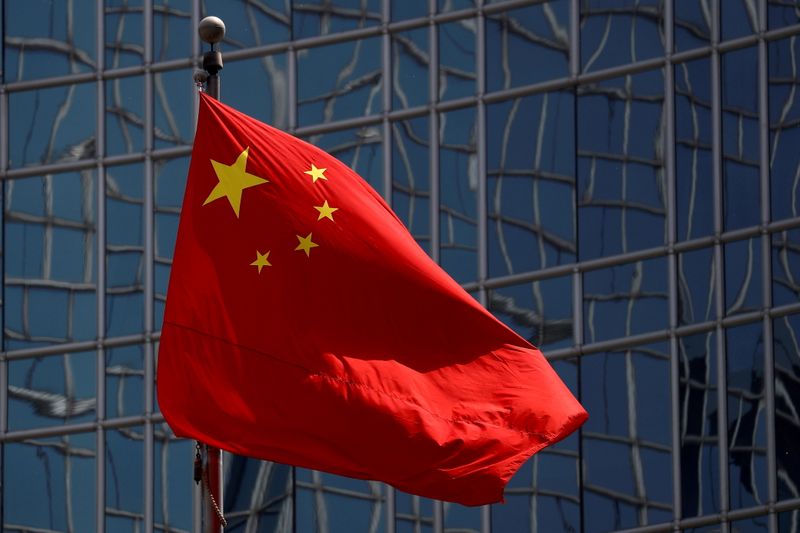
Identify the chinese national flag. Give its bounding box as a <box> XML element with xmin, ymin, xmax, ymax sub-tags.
<box><xmin>157</xmin><ymin>92</ymin><xmax>587</xmax><ymax>506</ymax></box>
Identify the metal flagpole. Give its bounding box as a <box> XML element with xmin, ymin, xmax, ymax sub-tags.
<box><xmin>196</xmin><ymin>16</ymin><xmax>226</xmax><ymax>533</ymax></box>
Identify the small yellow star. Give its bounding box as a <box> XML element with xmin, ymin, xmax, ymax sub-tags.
<box><xmin>204</xmin><ymin>147</ymin><xmax>268</xmax><ymax>218</ymax></box>
<box><xmin>314</xmin><ymin>200</ymin><xmax>339</xmax><ymax>221</ymax></box>
<box><xmin>250</xmin><ymin>250</ymin><xmax>272</xmax><ymax>273</ymax></box>
<box><xmin>304</xmin><ymin>164</ymin><xmax>327</xmax><ymax>183</ymax></box>
<box><xmin>294</xmin><ymin>233</ymin><xmax>319</xmax><ymax>257</ymax></box>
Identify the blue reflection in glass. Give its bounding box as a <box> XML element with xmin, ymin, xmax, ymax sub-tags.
<box><xmin>722</xmin><ymin>47</ymin><xmax>760</xmax><ymax>231</ymax></box>
<box><xmin>772</xmin><ymin>229</ymin><xmax>800</xmax><ymax>307</ymax></box>
<box><xmin>726</xmin><ymin>323</ymin><xmax>768</xmax><ymax>511</ymax></box>
<box><xmin>769</xmin><ymin>0</ymin><xmax>800</xmax><ymax>29</ymax></box>
<box><xmin>678</xmin><ymin>246</ymin><xmax>716</xmax><ymax>326</ymax></box>
<box><xmin>439</xmin><ymin>21</ymin><xmax>475</xmax><ymax>101</ymax></box>
<box><xmin>392</xmin><ymin>117</ymin><xmax>430</xmax><ymax>252</ymax></box>
<box><xmin>293</xmin><ymin>0</ymin><xmax>381</xmax><ymax>38</ymax></box>
<box><xmin>675</xmin><ymin>0</ymin><xmax>711</xmax><ymax>52</ymax></box>
<box><xmin>154</xmin><ymin>0</ymin><xmax>192</xmax><ymax>60</ymax></box>
<box><xmin>769</xmin><ymin>37</ymin><xmax>800</xmax><ymax>223</ymax></box>
<box><xmin>106</xmin><ymin>427</ymin><xmax>145</xmax><ymax>530</ymax></box>
<box><xmin>203</xmin><ymin>0</ymin><xmax>290</xmax><ymax>48</ymax></box>
<box><xmin>774</xmin><ymin>315</ymin><xmax>800</xmax><ymax>504</ymax></box>
<box><xmin>680</xmin><ymin>331</ymin><xmax>720</xmax><ymax>517</ymax></box>
<box><xmin>4</xmin><ymin>433</ymin><xmax>97</xmax><ymax>532</ymax></box>
<box><xmin>393</xmin><ymin>28</ymin><xmax>429</xmax><ymax>110</ymax></box>
<box><xmin>105</xmin><ymin>0</ymin><xmax>144</xmax><ymax>68</ymax></box>
<box><xmin>224</xmin><ymin>456</ymin><xmax>293</xmax><ymax>532</ymax></box>
<box><xmin>721</xmin><ymin>0</ymin><xmax>759</xmax><ymax>41</ymax></box>
<box><xmin>224</xmin><ymin>55</ymin><xmax>289</xmax><ymax>130</ymax></box>
<box><xmin>724</xmin><ymin>238</ymin><xmax>762</xmax><ymax>316</ymax></box>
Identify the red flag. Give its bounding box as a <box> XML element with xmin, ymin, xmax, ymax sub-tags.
<box><xmin>157</xmin><ymin>92</ymin><xmax>587</xmax><ymax>506</ymax></box>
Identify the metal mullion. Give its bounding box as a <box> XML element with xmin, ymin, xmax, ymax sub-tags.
<box><xmin>0</xmin><ymin>72</ymin><xmax>8</xmax><ymax>443</ymax></box>
<box><xmin>475</xmin><ymin>2</ymin><xmax>490</xmax><ymax>529</ymax></box>
<box><xmin>96</xmin><ymin>0</ymin><xmax>107</xmax><ymax>531</ymax></box>
<box><xmin>429</xmin><ymin>0</ymin><xmax>440</xmax><ymax>266</ymax></box>
<box><xmin>382</xmin><ymin>0</ymin><xmax>392</xmax><ymax>204</ymax></box>
<box><xmin>572</xmin><ymin>267</ymin><xmax>584</xmax><ymax>533</ymax></box>
<box><xmin>711</xmin><ymin>1</ymin><xmax>730</xmax><ymax>528</ymax></box>
<box><xmin>570</xmin><ymin>0</ymin><xmax>579</xmax><ymax>77</ymax></box>
<box><xmin>663</xmin><ymin>0</ymin><xmax>682</xmax><ymax>524</ymax></box>
<box><xmin>757</xmin><ymin>1</ymin><xmax>778</xmax><ymax>531</ymax></box>
<box><xmin>143</xmin><ymin>0</ymin><xmax>155</xmax><ymax>532</ymax></box>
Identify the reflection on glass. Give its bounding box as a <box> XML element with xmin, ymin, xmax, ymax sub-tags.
<box><xmin>731</xmin><ymin>515</ymin><xmax>770</xmax><ymax>532</ymax></box>
<box><xmin>3</xmin><ymin>0</ymin><xmax>96</xmax><ymax>81</ymax></box>
<box><xmin>769</xmin><ymin>36</ymin><xmax>800</xmax><ymax>222</ymax></box>
<box><xmin>721</xmin><ymin>0</ymin><xmax>759</xmax><ymax>41</ymax></box>
<box><xmin>106</xmin><ymin>345</ymin><xmax>144</xmax><ymax>419</ymax></box>
<box><xmin>722</xmin><ymin>47</ymin><xmax>760</xmax><ymax>231</ymax></box>
<box><xmin>438</xmin><ymin>20</ymin><xmax>475</xmax><ymax>101</ymax></box>
<box><xmin>224</xmin><ymin>455</ymin><xmax>293</xmax><ymax>532</ymax></box>
<box><xmin>494</xmin><ymin>359</ymin><xmax>581</xmax><ymax>532</ymax></box>
<box><xmin>392</xmin><ymin>117</ymin><xmax>430</xmax><ymax>252</ymax></box>
<box><xmin>583</xmin><ymin>257</ymin><xmax>668</xmax><ymax>344</ymax></box>
<box><xmin>724</xmin><ymin>238</ymin><xmax>762</xmax><ymax>316</ymax></box>
<box><xmin>676</xmin><ymin>58</ymin><xmax>714</xmax><ymax>241</ymax></box>
<box><xmin>105</xmin><ymin>0</ymin><xmax>144</xmax><ymax>69</ymax></box>
<box><xmin>396</xmin><ymin>492</ymin><xmax>435</xmax><ymax>533</ymax></box>
<box><xmin>305</xmin><ymin>126</ymin><xmax>383</xmax><ymax>193</ymax></box>
<box><xmin>487</xmin><ymin>92</ymin><xmax>575</xmax><ymax>275</ymax></box>
<box><xmin>439</xmin><ymin>107</ymin><xmax>477</xmax><ymax>283</ymax></box>
<box><xmin>488</xmin><ymin>276</ymin><xmax>573</xmax><ymax>351</ymax></box>
<box><xmin>106</xmin><ymin>163</ymin><xmax>145</xmax><ymax>336</ymax></box>
<box><xmin>8</xmin><ymin>351</ymin><xmax>96</xmax><ymax>431</ymax></box>
<box><xmin>4</xmin><ymin>171</ymin><xmax>98</xmax><ymax>350</ymax></box>
<box><xmin>578</xmin><ymin>69</ymin><xmax>666</xmax><ymax>260</ymax></box>
<box><xmin>155</xmin><ymin>157</ymin><xmax>190</xmax><ymax>329</ymax></box>
<box><xmin>726</xmin><ymin>323</ymin><xmax>767</xmax><ymax>510</ymax></box>
<box><xmin>582</xmin><ymin>344</ymin><xmax>672</xmax><ymax>531</ymax></box>
<box><xmin>774</xmin><ymin>315</ymin><xmax>800</xmax><ymax>504</ymax></box>
<box><xmin>772</xmin><ymin>229</ymin><xmax>800</xmax><ymax>307</ymax></box>
<box><xmin>154</xmin><ymin>0</ymin><xmax>192</xmax><ymax>61</ymax></box>
<box><xmin>392</xmin><ymin>28</ymin><xmax>429</xmax><ymax>110</ymax></box>
<box><xmin>295</xmin><ymin>469</ymin><xmax>385</xmax><ymax>533</ymax></box>
<box><xmin>485</xmin><ymin>2</ymin><xmax>569</xmax><ymax>92</ymax></box>
<box><xmin>106</xmin><ymin>427</ymin><xmax>145</xmax><ymax>530</ymax></box>
<box><xmin>224</xmin><ymin>55</ymin><xmax>289</xmax><ymax>129</ymax></box>
<box><xmin>4</xmin><ymin>433</ymin><xmax>97</xmax><ymax>532</ymax></box>
<box><xmin>581</xmin><ymin>0</ymin><xmax>664</xmax><ymax>72</ymax></box>
<box><xmin>678</xmin><ymin>246</ymin><xmax>716</xmax><ymax>326</ymax></box>
<box><xmin>298</xmin><ymin>38</ymin><xmax>382</xmax><ymax>126</ymax></box>
<box><xmin>106</xmin><ymin>76</ymin><xmax>145</xmax><ymax>156</ymax></box>
<box><xmin>769</xmin><ymin>0</ymin><xmax>800</xmax><ymax>30</ymax></box>
<box><xmin>202</xmin><ymin>0</ymin><xmax>290</xmax><ymax>48</ymax></box>
<box><xmin>779</xmin><ymin>509</ymin><xmax>800</xmax><ymax>533</ymax></box>
<box><xmin>674</xmin><ymin>0</ymin><xmax>711</xmax><ymax>52</ymax></box>
<box><xmin>9</xmin><ymin>83</ymin><xmax>97</xmax><ymax>168</ymax></box>
<box><xmin>154</xmin><ymin>69</ymin><xmax>195</xmax><ymax>149</ymax></box>
<box><xmin>679</xmin><ymin>331</ymin><xmax>720</xmax><ymax>518</ymax></box>
<box><xmin>392</xmin><ymin>0</ymin><xmax>427</xmax><ymax>21</ymax></box>
<box><xmin>293</xmin><ymin>0</ymin><xmax>381</xmax><ymax>39</ymax></box>
<box><xmin>154</xmin><ymin>425</ymin><xmax>194</xmax><ymax>532</ymax></box>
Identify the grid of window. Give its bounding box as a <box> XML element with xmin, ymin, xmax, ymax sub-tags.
<box><xmin>1</xmin><ymin>1</ymin><xmax>800</xmax><ymax>532</ymax></box>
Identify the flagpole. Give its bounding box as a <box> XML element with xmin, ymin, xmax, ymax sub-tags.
<box><xmin>197</xmin><ymin>16</ymin><xmax>226</xmax><ymax>533</ymax></box>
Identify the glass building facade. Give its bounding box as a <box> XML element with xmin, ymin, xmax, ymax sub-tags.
<box><xmin>1</xmin><ymin>0</ymin><xmax>800</xmax><ymax>531</ymax></box>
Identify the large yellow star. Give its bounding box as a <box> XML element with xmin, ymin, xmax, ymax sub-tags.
<box><xmin>304</xmin><ymin>164</ymin><xmax>327</xmax><ymax>183</ymax></box>
<box><xmin>203</xmin><ymin>147</ymin><xmax>268</xmax><ymax>217</ymax></box>
<box><xmin>250</xmin><ymin>250</ymin><xmax>272</xmax><ymax>273</ymax></box>
<box><xmin>294</xmin><ymin>233</ymin><xmax>319</xmax><ymax>257</ymax></box>
<box><xmin>314</xmin><ymin>200</ymin><xmax>339</xmax><ymax>221</ymax></box>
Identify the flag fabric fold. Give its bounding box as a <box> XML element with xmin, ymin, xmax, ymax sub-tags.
<box><xmin>157</xmin><ymin>92</ymin><xmax>587</xmax><ymax>506</ymax></box>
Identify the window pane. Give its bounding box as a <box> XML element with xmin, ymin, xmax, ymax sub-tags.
<box><xmin>106</xmin><ymin>0</ymin><xmax>144</xmax><ymax>69</ymax></box>
<box><xmin>578</xmin><ymin>69</ymin><xmax>666</xmax><ymax>260</ymax></box>
<box><xmin>293</xmin><ymin>0</ymin><xmax>381</xmax><ymax>39</ymax></box>
<box><xmin>769</xmin><ymin>36</ymin><xmax>800</xmax><ymax>222</ymax></box>
<box><xmin>154</xmin><ymin>0</ymin><xmax>192</xmax><ymax>61</ymax></box>
<box><xmin>722</xmin><ymin>47</ymin><xmax>760</xmax><ymax>231</ymax></box>
<box><xmin>8</xmin><ymin>351</ymin><xmax>96</xmax><ymax>431</ymax></box>
<box><xmin>4</xmin><ymin>0</ymin><xmax>96</xmax><ymax>81</ymax></box>
<box><xmin>675</xmin><ymin>0</ymin><xmax>711</xmax><ymax>52</ymax></box>
<box><xmin>772</xmin><ymin>229</ymin><xmax>800</xmax><ymax>307</ymax></box>
<box><xmin>106</xmin><ymin>76</ymin><xmax>146</xmax><ymax>156</ymax></box>
<box><xmin>298</xmin><ymin>38</ymin><xmax>383</xmax><ymax>126</ymax></box>
<box><xmin>438</xmin><ymin>20</ymin><xmax>475</xmax><ymax>101</ymax></box>
<box><xmin>106</xmin><ymin>427</ymin><xmax>145</xmax><ymax>530</ymax></box>
<box><xmin>581</xmin><ymin>0</ymin><xmax>664</xmax><ymax>73</ymax></box>
<box><xmin>774</xmin><ymin>315</ymin><xmax>800</xmax><ymax>504</ymax></box>
<box><xmin>583</xmin><ymin>257</ymin><xmax>669</xmax><ymax>344</ymax></box>
<box><xmin>439</xmin><ymin>107</ymin><xmax>477</xmax><ymax>283</ymax></box>
<box><xmin>9</xmin><ymin>83</ymin><xmax>97</xmax><ymax>168</ymax></box>
<box><xmin>202</xmin><ymin>0</ymin><xmax>290</xmax><ymax>48</ymax></box>
<box><xmin>676</xmin><ymin>58</ymin><xmax>714</xmax><ymax>241</ymax></box>
<box><xmin>677</xmin><ymin>246</ymin><xmax>717</xmax><ymax>326</ymax></box>
<box><xmin>224</xmin><ymin>55</ymin><xmax>290</xmax><ymax>130</ymax></box>
<box><xmin>724</xmin><ymin>237</ymin><xmax>762</xmax><ymax>316</ymax></box>
<box><xmin>106</xmin><ymin>345</ymin><xmax>144</xmax><ymax>418</ymax></box>
<box><xmin>488</xmin><ymin>276</ymin><xmax>573</xmax><ymax>352</ymax></box>
<box><xmin>4</xmin><ymin>171</ymin><xmax>98</xmax><ymax>350</ymax></box>
<box><xmin>4</xmin><ymin>434</ymin><xmax>97</xmax><ymax>532</ymax></box>
<box><xmin>488</xmin><ymin>92</ymin><xmax>575</xmax><ymax>275</ymax></box>
<box><xmin>726</xmin><ymin>322</ymin><xmax>768</xmax><ymax>510</ymax></box>
<box><xmin>485</xmin><ymin>2</ymin><xmax>569</xmax><ymax>92</ymax></box>
<box><xmin>106</xmin><ymin>163</ymin><xmax>145</xmax><ymax>336</ymax></box>
<box><xmin>224</xmin><ymin>456</ymin><xmax>293</xmax><ymax>532</ymax></box>
<box><xmin>721</xmin><ymin>0</ymin><xmax>759</xmax><ymax>41</ymax></box>
<box><xmin>392</xmin><ymin>117</ymin><xmax>431</xmax><ymax>252</ymax></box>
<box><xmin>295</xmin><ymin>469</ymin><xmax>386</xmax><ymax>533</ymax></box>
<box><xmin>581</xmin><ymin>343</ymin><xmax>673</xmax><ymax>531</ymax></box>
<box><xmin>679</xmin><ymin>331</ymin><xmax>720</xmax><ymax>518</ymax></box>
<box><xmin>392</xmin><ymin>28</ymin><xmax>429</xmax><ymax>110</ymax></box>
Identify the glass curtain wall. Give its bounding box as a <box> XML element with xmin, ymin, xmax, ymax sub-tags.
<box><xmin>1</xmin><ymin>0</ymin><xmax>799</xmax><ymax>532</ymax></box>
